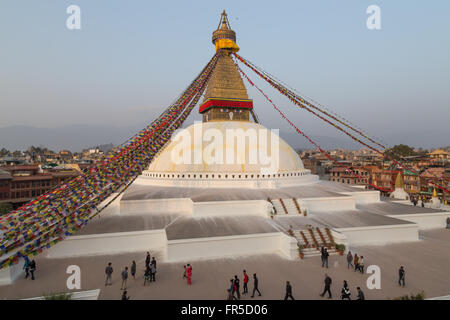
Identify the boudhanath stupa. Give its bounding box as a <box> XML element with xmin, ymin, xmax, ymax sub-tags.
<box><xmin>1</xmin><ymin>11</ymin><xmax>449</xmax><ymax>286</ymax></box>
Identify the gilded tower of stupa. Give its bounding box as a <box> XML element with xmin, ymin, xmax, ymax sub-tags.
<box><xmin>199</xmin><ymin>11</ymin><xmax>254</xmax><ymax>122</ymax></box>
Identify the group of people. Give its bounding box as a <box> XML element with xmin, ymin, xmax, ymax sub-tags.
<box><xmin>144</xmin><ymin>252</ymin><xmax>157</xmax><ymax>286</ymax></box>
<box><xmin>346</xmin><ymin>251</ymin><xmax>365</xmax><ymax>273</ymax></box>
<box><xmin>23</xmin><ymin>256</ymin><xmax>37</xmax><ymax>280</ymax></box>
<box><xmin>105</xmin><ymin>248</ymin><xmax>407</xmax><ymax>300</ymax></box>
<box><xmin>339</xmin><ymin>279</ymin><xmax>365</xmax><ymax>300</ymax></box>
<box><xmin>410</xmin><ymin>196</ymin><xmax>424</xmax><ymax>207</ymax></box>
<box><xmin>227</xmin><ymin>270</ymin><xmax>261</xmax><ymax>300</ymax></box>
<box><xmin>104</xmin><ymin>251</ymin><xmax>158</xmax><ymax>299</ymax></box>
<box><xmin>319</xmin><ymin>273</ymin><xmax>365</xmax><ymax>300</ymax></box>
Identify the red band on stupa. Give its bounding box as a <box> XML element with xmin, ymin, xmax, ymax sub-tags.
<box><xmin>199</xmin><ymin>98</ymin><xmax>253</xmax><ymax>113</ymax></box>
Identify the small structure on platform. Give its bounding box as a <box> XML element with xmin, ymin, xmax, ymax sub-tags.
<box><xmin>390</xmin><ymin>172</ymin><xmax>409</xmax><ymax>200</ymax></box>
<box><xmin>431</xmin><ymin>188</ymin><xmax>442</xmax><ymax>209</ymax></box>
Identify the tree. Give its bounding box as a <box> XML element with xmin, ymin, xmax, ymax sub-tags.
<box><xmin>0</xmin><ymin>148</ymin><xmax>9</xmax><ymax>157</ymax></box>
<box><xmin>385</xmin><ymin>144</ymin><xmax>417</xmax><ymax>160</ymax></box>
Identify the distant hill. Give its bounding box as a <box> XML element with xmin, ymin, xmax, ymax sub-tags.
<box><xmin>0</xmin><ymin>124</ymin><xmax>448</xmax><ymax>152</ymax></box>
<box><xmin>0</xmin><ymin>125</ymin><xmax>140</xmax><ymax>152</ymax></box>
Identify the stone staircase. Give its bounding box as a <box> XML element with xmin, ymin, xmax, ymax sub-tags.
<box><xmin>283</xmin><ymin>198</ymin><xmax>299</xmax><ymax>215</ymax></box>
<box><xmin>296</xmin><ymin>227</ymin><xmax>337</xmax><ymax>258</ymax></box>
<box><xmin>271</xmin><ymin>198</ymin><xmax>303</xmax><ymax>215</ymax></box>
<box><xmin>271</xmin><ymin>198</ymin><xmax>286</xmax><ymax>215</ymax></box>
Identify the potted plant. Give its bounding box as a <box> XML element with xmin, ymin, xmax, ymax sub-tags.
<box><xmin>298</xmin><ymin>244</ymin><xmax>304</xmax><ymax>259</ymax></box>
<box><xmin>335</xmin><ymin>243</ymin><xmax>345</xmax><ymax>256</ymax></box>
<box><xmin>303</xmin><ymin>209</ymin><xmax>307</xmax><ymax>216</ymax></box>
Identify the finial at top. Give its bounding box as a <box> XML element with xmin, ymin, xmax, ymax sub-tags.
<box><xmin>217</xmin><ymin>10</ymin><xmax>231</xmax><ymax>30</ymax></box>
<box><xmin>212</xmin><ymin>10</ymin><xmax>239</xmax><ymax>52</ymax></box>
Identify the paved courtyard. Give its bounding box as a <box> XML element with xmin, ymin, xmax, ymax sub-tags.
<box><xmin>0</xmin><ymin>229</ymin><xmax>449</xmax><ymax>300</ymax></box>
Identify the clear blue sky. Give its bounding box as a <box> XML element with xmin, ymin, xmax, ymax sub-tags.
<box><xmin>0</xmin><ymin>0</ymin><xmax>449</xmax><ymax>147</ymax></box>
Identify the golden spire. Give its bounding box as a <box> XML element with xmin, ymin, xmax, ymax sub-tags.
<box><xmin>198</xmin><ymin>11</ymin><xmax>253</xmax><ymax>122</ymax></box>
<box><xmin>212</xmin><ymin>10</ymin><xmax>239</xmax><ymax>52</ymax></box>
<box><xmin>395</xmin><ymin>172</ymin><xmax>404</xmax><ymax>189</ymax></box>
<box><xmin>433</xmin><ymin>188</ymin><xmax>437</xmax><ymax>197</ymax></box>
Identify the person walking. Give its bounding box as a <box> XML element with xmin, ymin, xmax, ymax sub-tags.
<box><xmin>251</xmin><ymin>273</ymin><xmax>262</xmax><ymax>298</ymax></box>
<box><xmin>145</xmin><ymin>252</ymin><xmax>151</xmax><ymax>268</ymax></box>
<box><xmin>354</xmin><ymin>254</ymin><xmax>359</xmax><ymax>272</ymax></box>
<box><xmin>150</xmin><ymin>262</ymin><xmax>156</xmax><ymax>282</ymax></box>
<box><xmin>356</xmin><ymin>287</ymin><xmax>365</xmax><ymax>300</ymax></box>
<box><xmin>23</xmin><ymin>256</ymin><xmax>30</xmax><ymax>279</ymax></box>
<box><xmin>131</xmin><ymin>261</ymin><xmax>136</xmax><ymax>280</ymax></box>
<box><xmin>243</xmin><ymin>270</ymin><xmax>249</xmax><ymax>294</ymax></box>
<box><xmin>234</xmin><ymin>275</ymin><xmax>241</xmax><ymax>299</ymax></box>
<box><xmin>323</xmin><ymin>248</ymin><xmax>329</xmax><ymax>268</ymax></box>
<box><xmin>29</xmin><ymin>259</ymin><xmax>36</xmax><ymax>280</ymax></box>
<box><xmin>446</xmin><ymin>217</ymin><xmax>450</xmax><ymax>229</ymax></box>
<box><xmin>229</xmin><ymin>279</ymin><xmax>237</xmax><ymax>299</ymax></box>
<box><xmin>121</xmin><ymin>267</ymin><xmax>128</xmax><ymax>290</ymax></box>
<box><xmin>284</xmin><ymin>281</ymin><xmax>295</xmax><ymax>300</ymax></box>
<box><xmin>346</xmin><ymin>251</ymin><xmax>353</xmax><ymax>269</ymax></box>
<box><xmin>358</xmin><ymin>256</ymin><xmax>365</xmax><ymax>273</ymax></box>
<box><xmin>320</xmin><ymin>274</ymin><xmax>332</xmax><ymax>299</ymax></box>
<box><xmin>341</xmin><ymin>280</ymin><xmax>351</xmax><ymax>300</ymax></box>
<box><xmin>321</xmin><ymin>246</ymin><xmax>326</xmax><ymax>267</ymax></box>
<box><xmin>105</xmin><ymin>262</ymin><xmax>113</xmax><ymax>286</ymax></box>
<box><xmin>121</xmin><ymin>290</ymin><xmax>130</xmax><ymax>300</ymax></box>
<box><xmin>183</xmin><ymin>265</ymin><xmax>187</xmax><ymax>279</ymax></box>
<box><xmin>227</xmin><ymin>288</ymin><xmax>237</xmax><ymax>300</ymax></box>
<box><xmin>398</xmin><ymin>266</ymin><xmax>406</xmax><ymax>287</ymax></box>
<box><xmin>186</xmin><ymin>264</ymin><xmax>192</xmax><ymax>285</ymax></box>
<box><xmin>151</xmin><ymin>257</ymin><xmax>156</xmax><ymax>268</ymax></box>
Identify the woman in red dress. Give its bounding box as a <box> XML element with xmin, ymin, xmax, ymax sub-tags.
<box><xmin>186</xmin><ymin>264</ymin><xmax>192</xmax><ymax>285</ymax></box>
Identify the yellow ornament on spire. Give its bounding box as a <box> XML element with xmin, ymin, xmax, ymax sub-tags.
<box><xmin>212</xmin><ymin>10</ymin><xmax>240</xmax><ymax>53</ymax></box>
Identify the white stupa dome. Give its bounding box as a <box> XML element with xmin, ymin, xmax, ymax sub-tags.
<box><xmin>147</xmin><ymin>121</ymin><xmax>304</xmax><ymax>174</ymax></box>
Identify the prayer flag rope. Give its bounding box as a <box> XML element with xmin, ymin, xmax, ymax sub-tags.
<box><xmin>233</xmin><ymin>53</ymin><xmax>450</xmax><ymax>194</ymax></box>
<box><xmin>233</xmin><ymin>57</ymin><xmax>393</xmax><ymax>193</ymax></box>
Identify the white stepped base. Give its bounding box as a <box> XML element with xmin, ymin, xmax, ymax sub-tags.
<box><xmin>167</xmin><ymin>232</ymin><xmax>298</xmax><ymax>262</ymax></box>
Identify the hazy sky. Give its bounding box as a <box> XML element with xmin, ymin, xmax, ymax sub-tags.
<box><xmin>0</xmin><ymin>0</ymin><xmax>449</xmax><ymax>147</ymax></box>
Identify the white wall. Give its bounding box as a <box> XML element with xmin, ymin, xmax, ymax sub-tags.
<box><xmin>166</xmin><ymin>232</ymin><xmax>296</xmax><ymax>262</ymax></box>
<box><xmin>0</xmin><ymin>258</ymin><xmax>24</xmax><ymax>286</ymax></box>
<box><xmin>335</xmin><ymin>224</ymin><xmax>419</xmax><ymax>245</ymax></box>
<box><xmin>193</xmin><ymin>200</ymin><xmax>271</xmax><ymax>218</ymax></box>
<box><xmin>120</xmin><ymin>198</ymin><xmax>193</xmax><ymax>215</ymax></box>
<box><xmin>340</xmin><ymin>191</ymin><xmax>380</xmax><ymax>204</ymax></box>
<box><xmin>279</xmin><ymin>233</ymin><xmax>300</xmax><ymax>260</ymax></box>
<box><xmin>46</xmin><ymin>230</ymin><xmax>167</xmax><ymax>258</ymax></box>
<box><xmin>97</xmin><ymin>193</ymin><xmax>123</xmax><ymax>216</ymax></box>
<box><xmin>388</xmin><ymin>212</ymin><xmax>450</xmax><ymax>230</ymax></box>
<box><xmin>330</xmin><ymin>229</ymin><xmax>348</xmax><ymax>248</ymax></box>
<box><xmin>298</xmin><ymin>196</ymin><xmax>356</xmax><ymax>212</ymax></box>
